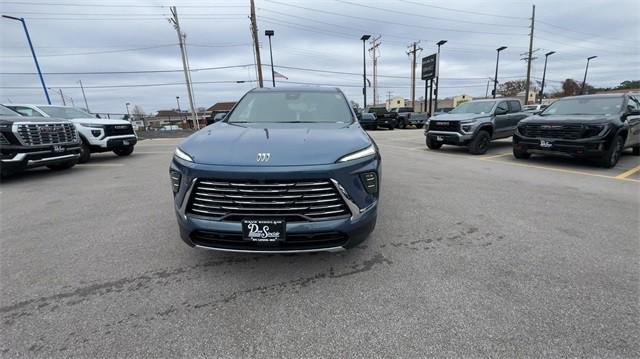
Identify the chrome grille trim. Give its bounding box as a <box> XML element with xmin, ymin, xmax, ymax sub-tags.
<box><xmin>186</xmin><ymin>178</ymin><xmax>351</xmax><ymax>221</ymax></box>
<box><xmin>13</xmin><ymin>122</ymin><xmax>78</xmax><ymax>146</ymax></box>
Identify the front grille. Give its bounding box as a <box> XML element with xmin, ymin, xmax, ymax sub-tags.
<box><xmin>429</xmin><ymin>120</ymin><xmax>460</xmax><ymax>132</ymax></box>
<box><xmin>103</xmin><ymin>124</ymin><xmax>134</xmax><ymax>136</ymax></box>
<box><xmin>187</xmin><ymin>179</ymin><xmax>351</xmax><ymax>222</ymax></box>
<box><xmin>0</xmin><ymin>133</ymin><xmax>10</xmax><ymax>145</ymax></box>
<box><xmin>522</xmin><ymin>123</ymin><xmax>583</xmax><ymax>139</ymax></box>
<box><xmin>16</xmin><ymin>123</ymin><xmax>77</xmax><ymax>146</ymax></box>
<box><xmin>191</xmin><ymin>230</ymin><xmax>348</xmax><ymax>251</ymax></box>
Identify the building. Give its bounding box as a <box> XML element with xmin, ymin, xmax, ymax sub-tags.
<box><xmin>207</xmin><ymin>101</ymin><xmax>236</xmax><ymax>116</ymax></box>
<box><xmin>384</xmin><ymin>96</ymin><xmax>405</xmax><ymax>110</ymax></box>
<box><xmin>516</xmin><ymin>89</ymin><xmax>537</xmax><ymax>105</ymax></box>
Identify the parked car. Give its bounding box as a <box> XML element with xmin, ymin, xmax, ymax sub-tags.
<box><xmin>206</xmin><ymin>112</ymin><xmax>227</xmax><ymax>125</ymax></box>
<box><xmin>170</xmin><ymin>87</ymin><xmax>380</xmax><ymax>253</ymax></box>
<box><xmin>513</xmin><ymin>93</ymin><xmax>640</xmax><ymax>168</ymax></box>
<box><xmin>357</xmin><ymin>112</ymin><xmax>377</xmax><ymax>130</ymax></box>
<box><xmin>424</xmin><ymin>98</ymin><xmax>529</xmax><ymax>154</ymax></box>
<box><xmin>522</xmin><ymin>104</ymin><xmax>548</xmax><ymax>114</ymax></box>
<box><xmin>0</xmin><ymin>105</ymin><xmax>81</xmax><ymax>176</ymax></box>
<box><xmin>365</xmin><ymin>106</ymin><xmax>396</xmax><ymax>130</ymax></box>
<box><xmin>160</xmin><ymin>125</ymin><xmax>181</xmax><ymax>131</ymax></box>
<box><xmin>3</xmin><ymin>104</ymin><xmax>137</xmax><ymax>163</ymax></box>
<box><xmin>390</xmin><ymin>107</ymin><xmax>428</xmax><ymax>129</ymax></box>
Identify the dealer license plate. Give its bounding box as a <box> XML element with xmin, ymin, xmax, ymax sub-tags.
<box><xmin>436</xmin><ymin>136</ymin><xmax>444</xmax><ymax>141</ymax></box>
<box><xmin>241</xmin><ymin>220</ymin><xmax>286</xmax><ymax>242</ymax></box>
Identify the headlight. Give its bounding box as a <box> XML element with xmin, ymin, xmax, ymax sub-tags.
<box><xmin>337</xmin><ymin>145</ymin><xmax>376</xmax><ymax>162</ymax></box>
<box><xmin>583</xmin><ymin>124</ymin><xmax>607</xmax><ymax>138</ymax></box>
<box><xmin>174</xmin><ymin>147</ymin><xmax>193</xmax><ymax>162</ymax></box>
<box><xmin>79</xmin><ymin>123</ymin><xmax>104</xmax><ymax>129</ymax></box>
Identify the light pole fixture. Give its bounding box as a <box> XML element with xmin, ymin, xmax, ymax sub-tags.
<box><xmin>265</xmin><ymin>30</ymin><xmax>276</xmax><ymax>87</ymax></box>
<box><xmin>125</xmin><ymin>102</ymin><xmax>131</xmax><ymax>120</ymax></box>
<box><xmin>539</xmin><ymin>51</ymin><xmax>555</xmax><ymax>103</ymax></box>
<box><xmin>360</xmin><ymin>34</ymin><xmax>371</xmax><ymax>108</ymax></box>
<box><xmin>581</xmin><ymin>55</ymin><xmax>597</xmax><ymax>95</ymax></box>
<box><xmin>434</xmin><ymin>40</ymin><xmax>447</xmax><ymax>113</ymax></box>
<box><xmin>492</xmin><ymin>46</ymin><xmax>507</xmax><ymax>99</ymax></box>
<box><xmin>176</xmin><ymin>96</ymin><xmax>181</xmax><ymax>112</ymax></box>
<box><xmin>2</xmin><ymin>15</ymin><xmax>51</xmax><ymax>104</ymax></box>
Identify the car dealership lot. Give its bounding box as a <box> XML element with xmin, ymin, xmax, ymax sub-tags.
<box><xmin>1</xmin><ymin>132</ymin><xmax>638</xmax><ymax>357</ymax></box>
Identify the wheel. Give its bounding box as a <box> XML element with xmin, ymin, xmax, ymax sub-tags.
<box><xmin>633</xmin><ymin>145</ymin><xmax>640</xmax><ymax>156</ymax></box>
<box><xmin>469</xmin><ymin>130</ymin><xmax>491</xmax><ymax>155</ymax></box>
<box><xmin>415</xmin><ymin>124</ymin><xmax>424</xmax><ymax>129</ymax></box>
<box><xmin>513</xmin><ymin>146</ymin><xmax>531</xmax><ymax>159</ymax></box>
<box><xmin>597</xmin><ymin>135</ymin><xmax>623</xmax><ymax>168</ymax></box>
<box><xmin>78</xmin><ymin>141</ymin><xmax>91</xmax><ymax>163</ymax></box>
<box><xmin>47</xmin><ymin>159</ymin><xmax>77</xmax><ymax>171</ymax></box>
<box><xmin>426</xmin><ymin>136</ymin><xmax>443</xmax><ymax>150</ymax></box>
<box><xmin>113</xmin><ymin>145</ymin><xmax>134</xmax><ymax>156</ymax></box>
<box><xmin>387</xmin><ymin>125</ymin><xmax>394</xmax><ymax>131</ymax></box>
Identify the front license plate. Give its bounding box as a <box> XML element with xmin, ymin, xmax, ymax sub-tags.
<box><xmin>540</xmin><ymin>140</ymin><xmax>552</xmax><ymax>148</ymax></box>
<box><xmin>436</xmin><ymin>136</ymin><xmax>444</xmax><ymax>141</ymax></box>
<box><xmin>122</xmin><ymin>140</ymin><xmax>130</xmax><ymax>145</ymax></box>
<box><xmin>242</xmin><ymin>220</ymin><xmax>286</xmax><ymax>242</ymax></box>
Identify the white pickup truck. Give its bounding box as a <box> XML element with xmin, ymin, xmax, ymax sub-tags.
<box><xmin>390</xmin><ymin>107</ymin><xmax>429</xmax><ymax>129</ymax></box>
<box><xmin>4</xmin><ymin>104</ymin><xmax>137</xmax><ymax>163</ymax></box>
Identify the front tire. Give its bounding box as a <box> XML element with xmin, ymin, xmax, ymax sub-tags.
<box><xmin>113</xmin><ymin>145</ymin><xmax>134</xmax><ymax>156</ymax></box>
<box><xmin>469</xmin><ymin>130</ymin><xmax>491</xmax><ymax>155</ymax></box>
<box><xmin>633</xmin><ymin>145</ymin><xmax>640</xmax><ymax>156</ymax></box>
<box><xmin>47</xmin><ymin>159</ymin><xmax>78</xmax><ymax>171</ymax></box>
<box><xmin>415</xmin><ymin>124</ymin><xmax>424</xmax><ymax>129</ymax></box>
<box><xmin>597</xmin><ymin>135</ymin><xmax>623</xmax><ymax>168</ymax></box>
<box><xmin>78</xmin><ymin>141</ymin><xmax>91</xmax><ymax>163</ymax></box>
<box><xmin>426</xmin><ymin>136</ymin><xmax>443</xmax><ymax>150</ymax></box>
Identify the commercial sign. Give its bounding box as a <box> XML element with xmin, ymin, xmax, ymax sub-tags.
<box><xmin>421</xmin><ymin>54</ymin><xmax>437</xmax><ymax>81</ymax></box>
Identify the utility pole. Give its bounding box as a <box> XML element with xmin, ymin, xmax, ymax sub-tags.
<box><xmin>249</xmin><ymin>0</ymin><xmax>264</xmax><ymax>88</ymax></box>
<box><xmin>368</xmin><ymin>36</ymin><xmax>381</xmax><ymax>105</ymax></box>
<box><xmin>78</xmin><ymin>80</ymin><xmax>90</xmax><ymax>112</ymax></box>
<box><xmin>169</xmin><ymin>6</ymin><xmax>199</xmax><ymax>129</ymax></box>
<box><xmin>387</xmin><ymin>90</ymin><xmax>392</xmax><ymax>108</ymax></box>
<box><xmin>524</xmin><ymin>4</ymin><xmax>536</xmax><ymax>105</ymax></box>
<box><xmin>407</xmin><ymin>42</ymin><xmax>422</xmax><ymax>110</ymax></box>
<box><xmin>49</xmin><ymin>88</ymin><xmax>65</xmax><ymax>105</ymax></box>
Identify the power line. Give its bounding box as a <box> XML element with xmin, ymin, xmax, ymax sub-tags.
<box><xmin>1</xmin><ymin>44</ymin><xmax>177</xmax><ymax>58</ymax></box>
<box><xmin>395</xmin><ymin>0</ymin><xmax>528</xmax><ymax>20</ymax></box>
<box><xmin>536</xmin><ymin>20</ymin><xmax>639</xmax><ymax>45</ymax></box>
<box><xmin>0</xmin><ymin>80</ymin><xmax>256</xmax><ymax>89</ymax></box>
<box><xmin>0</xmin><ymin>1</ymin><xmax>248</xmax><ymax>8</ymax></box>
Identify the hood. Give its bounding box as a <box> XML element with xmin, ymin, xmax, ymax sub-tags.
<box><xmin>180</xmin><ymin>122</ymin><xmax>372</xmax><ymax>166</ymax></box>
<box><xmin>430</xmin><ymin>113</ymin><xmax>491</xmax><ymax>122</ymax></box>
<box><xmin>521</xmin><ymin>114</ymin><xmax>618</xmax><ymax>124</ymax></box>
<box><xmin>66</xmin><ymin>117</ymin><xmax>131</xmax><ymax>125</ymax></box>
<box><xmin>0</xmin><ymin>116</ymin><xmax>73</xmax><ymax>124</ymax></box>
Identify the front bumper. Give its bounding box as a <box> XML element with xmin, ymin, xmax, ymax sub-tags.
<box><xmin>425</xmin><ymin>130</ymin><xmax>474</xmax><ymax>146</ymax></box>
<box><xmin>513</xmin><ymin>133</ymin><xmax>608</xmax><ymax>158</ymax></box>
<box><xmin>170</xmin><ymin>156</ymin><xmax>380</xmax><ymax>253</ymax></box>
<box><xmin>1</xmin><ymin>145</ymin><xmax>81</xmax><ymax>172</ymax></box>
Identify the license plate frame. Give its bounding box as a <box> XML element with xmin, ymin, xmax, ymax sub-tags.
<box><xmin>241</xmin><ymin>220</ymin><xmax>286</xmax><ymax>242</ymax></box>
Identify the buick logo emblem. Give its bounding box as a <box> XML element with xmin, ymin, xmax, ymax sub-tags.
<box><xmin>256</xmin><ymin>153</ymin><xmax>270</xmax><ymax>162</ymax></box>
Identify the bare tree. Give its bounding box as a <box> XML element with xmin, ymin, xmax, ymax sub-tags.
<box><xmin>497</xmin><ymin>80</ymin><xmax>528</xmax><ymax>97</ymax></box>
<box><xmin>131</xmin><ymin>105</ymin><xmax>145</xmax><ymax>119</ymax></box>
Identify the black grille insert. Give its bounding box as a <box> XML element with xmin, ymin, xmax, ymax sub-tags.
<box><xmin>522</xmin><ymin>123</ymin><xmax>583</xmax><ymax>139</ymax></box>
<box><xmin>103</xmin><ymin>124</ymin><xmax>134</xmax><ymax>136</ymax></box>
<box><xmin>191</xmin><ymin>230</ymin><xmax>348</xmax><ymax>250</ymax></box>
<box><xmin>187</xmin><ymin>179</ymin><xmax>351</xmax><ymax>222</ymax></box>
<box><xmin>429</xmin><ymin>120</ymin><xmax>460</xmax><ymax>132</ymax></box>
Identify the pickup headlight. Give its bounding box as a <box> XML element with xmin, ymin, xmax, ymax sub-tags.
<box><xmin>79</xmin><ymin>123</ymin><xmax>105</xmax><ymax>129</ymax></box>
<box><xmin>583</xmin><ymin>124</ymin><xmax>608</xmax><ymax>138</ymax></box>
<box><xmin>174</xmin><ymin>147</ymin><xmax>193</xmax><ymax>162</ymax></box>
<box><xmin>337</xmin><ymin>145</ymin><xmax>376</xmax><ymax>162</ymax></box>
<box><xmin>461</xmin><ymin>120</ymin><xmax>477</xmax><ymax>133</ymax></box>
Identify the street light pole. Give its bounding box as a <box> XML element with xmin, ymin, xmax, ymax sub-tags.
<box><xmin>361</xmin><ymin>35</ymin><xmax>371</xmax><ymax>109</ymax></box>
<box><xmin>265</xmin><ymin>30</ymin><xmax>276</xmax><ymax>87</ymax></box>
<box><xmin>493</xmin><ymin>46</ymin><xmax>507</xmax><ymax>99</ymax></box>
<box><xmin>434</xmin><ymin>40</ymin><xmax>447</xmax><ymax>113</ymax></box>
<box><xmin>581</xmin><ymin>56</ymin><xmax>597</xmax><ymax>95</ymax></box>
<box><xmin>176</xmin><ymin>96</ymin><xmax>181</xmax><ymax>112</ymax></box>
<box><xmin>539</xmin><ymin>51</ymin><xmax>555</xmax><ymax>104</ymax></box>
<box><xmin>125</xmin><ymin>102</ymin><xmax>131</xmax><ymax>121</ymax></box>
<box><xmin>2</xmin><ymin>15</ymin><xmax>51</xmax><ymax>104</ymax></box>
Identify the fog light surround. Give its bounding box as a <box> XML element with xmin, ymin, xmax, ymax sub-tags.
<box><xmin>170</xmin><ymin>170</ymin><xmax>182</xmax><ymax>193</ymax></box>
<box><xmin>360</xmin><ymin>172</ymin><xmax>378</xmax><ymax>194</ymax></box>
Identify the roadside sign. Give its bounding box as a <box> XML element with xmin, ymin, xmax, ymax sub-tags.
<box><xmin>421</xmin><ymin>54</ymin><xmax>437</xmax><ymax>80</ymax></box>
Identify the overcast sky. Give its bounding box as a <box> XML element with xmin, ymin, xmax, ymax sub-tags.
<box><xmin>1</xmin><ymin>0</ymin><xmax>638</xmax><ymax>115</ymax></box>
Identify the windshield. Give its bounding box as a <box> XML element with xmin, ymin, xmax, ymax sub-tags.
<box><xmin>226</xmin><ymin>91</ymin><xmax>352</xmax><ymax>123</ymax></box>
<box><xmin>38</xmin><ymin>106</ymin><xmax>93</xmax><ymax>119</ymax></box>
<box><xmin>541</xmin><ymin>97</ymin><xmax>623</xmax><ymax>116</ymax></box>
<box><xmin>449</xmin><ymin>101</ymin><xmax>495</xmax><ymax>114</ymax></box>
<box><xmin>0</xmin><ymin>105</ymin><xmax>19</xmax><ymax>117</ymax></box>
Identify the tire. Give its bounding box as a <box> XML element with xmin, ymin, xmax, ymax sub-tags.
<box><xmin>513</xmin><ymin>146</ymin><xmax>531</xmax><ymax>159</ymax></box>
<box><xmin>78</xmin><ymin>141</ymin><xmax>91</xmax><ymax>163</ymax></box>
<box><xmin>47</xmin><ymin>159</ymin><xmax>77</xmax><ymax>171</ymax></box>
<box><xmin>426</xmin><ymin>136</ymin><xmax>443</xmax><ymax>150</ymax></box>
<box><xmin>597</xmin><ymin>135</ymin><xmax>623</xmax><ymax>168</ymax></box>
<box><xmin>387</xmin><ymin>125</ymin><xmax>395</xmax><ymax>131</ymax></box>
<box><xmin>415</xmin><ymin>124</ymin><xmax>424</xmax><ymax>129</ymax></box>
<box><xmin>398</xmin><ymin>119</ymin><xmax>406</xmax><ymax>129</ymax></box>
<box><xmin>633</xmin><ymin>145</ymin><xmax>640</xmax><ymax>156</ymax></box>
<box><xmin>113</xmin><ymin>145</ymin><xmax>134</xmax><ymax>156</ymax></box>
<box><xmin>468</xmin><ymin>130</ymin><xmax>491</xmax><ymax>155</ymax></box>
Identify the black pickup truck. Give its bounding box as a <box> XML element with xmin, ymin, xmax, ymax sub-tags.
<box><xmin>513</xmin><ymin>93</ymin><xmax>640</xmax><ymax>168</ymax></box>
<box><xmin>0</xmin><ymin>105</ymin><xmax>81</xmax><ymax>176</ymax></box>
<box><xmin>365</xmin><ymin>106</ymin><xmax>397</xmax><ymax>130</ymax></box>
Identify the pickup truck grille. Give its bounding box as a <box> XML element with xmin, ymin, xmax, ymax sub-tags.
<box><xmin>103</xmin><ymin>124</ymin><xmax>134</xmax><ymax>137</ymax></box>
<box><xmin>522</xmin><ymin>123</ymin><xmax>583</xmax><ymax>139</ymax></box>
<box><xmin>16</xmin><ymin>123</ymin><xmax>77</xmax><ymax>146</ymax></box>
<box><xmin>187</xmin><ymin>179</ymin><xmax>351</xmax><ymax>222</ymax></box>
<box><xmin>429</xmin><ymin>121</ymin><xmax>460</xmax><ymax>132</ymax></box>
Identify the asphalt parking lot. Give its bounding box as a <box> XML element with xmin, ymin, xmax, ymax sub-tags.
<box><xmin>1</xmin><ymin>130</ymin><xmax>639</xmax><ymax>357</ymax></box>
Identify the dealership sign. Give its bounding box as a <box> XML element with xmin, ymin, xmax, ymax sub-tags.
<box><xmin>421</xmin><ymin>54</ymin><xmax>437</xmax><ymax>81</ymax></box>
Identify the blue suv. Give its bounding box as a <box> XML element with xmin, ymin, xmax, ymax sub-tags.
<box><xmin>170</xmin><ymin>87</ymin><xmax>380</xmax><ymax>253</ymax></box>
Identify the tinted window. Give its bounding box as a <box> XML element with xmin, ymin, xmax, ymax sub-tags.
<box><xmin>626</xmin><ymin>96</ymin><xmax>640</xmax><ymax>112</ymax></box>
<box><xmin>449</xmin><ymin>101</ymin><xmax>495</xmax><ymax>114</ymax></box>
<box><xmin>496</xmin><ymin>102</ymin><xmax>509</xmax><ymax>113</ymax></box>
<box><xmin>541</xmin><ymin>97</ymin><xmax>624</xmax><ymax>116</ymax></box>
<box><xmin>227</xmin><ymin>91</ymin><xmax>352</xmax><ymax>124</ymax></box>
<box><xmin>9</xmin><ymin>106</ymin><xmax>44</xmax><ymax>117</ymax></box>
<box><xmin>0</xmin><ymin>105</ymin><xmax>19</xmax><ymax>116</ymax></box>
<box><xmin>508</xmin><ymin>101</ymin><xmax>522</xmax><ymax>112</ymax></box>
<box><xmin>38</xmin><ymin>106</ymin><xmax>93</xmax><ymax>119</ymax></box>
